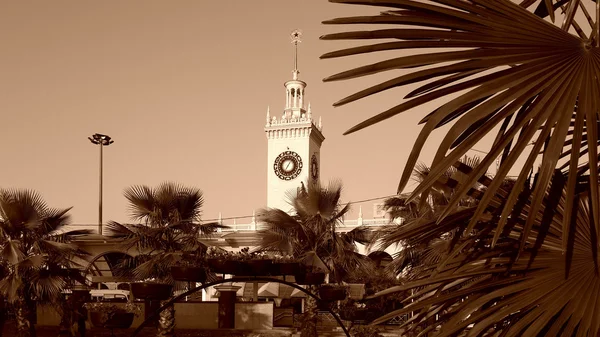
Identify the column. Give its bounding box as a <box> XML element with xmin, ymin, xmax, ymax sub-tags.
<box><xmin>286</xmin><ymin>89</ymin><xmax>290</xmax><ymax>108</ymax></box>
<box><xmin>215</xmin><ymin>285</ymin><xmax>241</xmax><ymax>329</ymax></box>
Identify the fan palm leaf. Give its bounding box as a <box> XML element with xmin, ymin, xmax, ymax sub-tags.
<box><xmin>321</xmin><ymin>0</ymin><xmax>600</xmax><ymax>259</ymax></box>
<box><xmin>366</xmin><ymin>168</ymin><xmax>600</xmax><ymax>335</ymax></box>
<box><xmin>372</xmin><ymin>197</ymin><xmax>600</xmax><ymax>336</ymax></box>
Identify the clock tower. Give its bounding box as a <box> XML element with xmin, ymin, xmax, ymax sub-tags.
<box><xmin>265</xmin><ymin>30</ymin><xmax>325</xmax><ymax>212</ymax></box>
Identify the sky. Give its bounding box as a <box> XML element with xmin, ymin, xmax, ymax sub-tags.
<box><xmin>0</xmin><ymin>1</ymin><xmax>526</xmax><ymax>227</ymax></box>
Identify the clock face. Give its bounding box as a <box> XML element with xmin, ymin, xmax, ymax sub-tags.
<box><xmin>311</xmin><ymin>154</ymin><xmax>319</xmax><ymax>179</ymax></box>
<box><xmin>274</xmin><ymin>151</ymin><xmax>303</xmax><ymax>180</ymax></box>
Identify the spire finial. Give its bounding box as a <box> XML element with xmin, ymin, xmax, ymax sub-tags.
<box><xmin>307</xmin><ymin>102</ymin><xmax>312</xmax><ymax>120</ymax></box>
<box><xmin>266</xmin><ymin>106</ymin><xmax>271</xmax><ymax>125</ymax></box>
<box><xmin>359</xmin><ymin>206</ymin><xmax>363</xmax><ymax>219</ymax></box>
<box><xmin>290</xmin><ymin>29</ymin><xmax>302</xmax><ymax>80</ymax></box>
<box><xmin>318</xmin><ymin>116</ymin><xmax>322</xmax><ymax>129</ymax></box>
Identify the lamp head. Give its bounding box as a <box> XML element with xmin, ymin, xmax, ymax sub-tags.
<box><xmin>89</xmin><ymin>133</ymin><xmax>113</xmax><ymax>146</ymax></box>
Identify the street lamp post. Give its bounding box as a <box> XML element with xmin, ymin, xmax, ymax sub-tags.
<box><xmin>88</xmin><ymin>133</ymin><xmax>114</xmax><ymax>235</ymax></box>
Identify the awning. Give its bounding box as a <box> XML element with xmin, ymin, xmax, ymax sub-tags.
<box><xmin>258</xmin><ymin>282</ymin><xmax>279</xmax><ymax>297</ymax></box>
<box><xmin>257</xmin><ymin>282</ymin><xmax>307</xmax><ymax>298</ymax></box>
<box><xmin>213</xmin><ymin>282</ymin><xmax>309</xmax><ymax>299</ymax></box>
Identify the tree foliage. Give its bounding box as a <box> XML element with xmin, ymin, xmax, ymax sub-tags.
<box><xmin>106</xmin><ymin>182</ymin><xmax>224</xmax><ymax>283</ymax></box>
<box><xmin>321</xmin><ymin>0</ymin><xmax>600</xmax><ymax>265</ymax></box>
<box><xmin>0</xmin><ymin>189</ymin><xmax>89</xmax><ymax>337</ymax></box>
<box><xmin>257</xmin><ymin>180</ymin><xmax>372</xmax><ymax>282</ymax></box>
<box><xmin>321</xmin><ymin>1</ymin><xmax>600</xmax><ymax>334</ymax></box>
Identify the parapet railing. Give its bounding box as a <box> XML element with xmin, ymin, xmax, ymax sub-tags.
<box><xmin>64</xmin><ymin>217</ymin><xmax>398</xmax><ymax>235</ymax></box>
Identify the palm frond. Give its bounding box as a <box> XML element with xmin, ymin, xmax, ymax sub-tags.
<box><xmin>257</xmin><ymin>180</ymin><xmax>370</xmax><ymax>283</ymax></box>
<box><xmin>0</xmin><ymin>273</ymin><xmax>23</xmax><ymax>302</ymax></box>
<box><xmin>109</xmin><ymin>183</ymin><xmax>220</xmax><ymax>282</ymax></box>
<box><xmin>173</xmin><ymin>185</ymin><xmax>204</xmax><ymax>222</ymax></box>
<box><xmin>368</xmin><ymin>173</ymin><xmax>600</xmax><ymax>335</ymax></box>
<box><xmin>322</xmin><ymin>0</ymin><xmax>600</xmax><ymax>260</ymax></box>
<box><xmin>1</xmin><ymin>239</ymin><xmax>25</xmax><ymax>265</ymax></box>
<box><xmin>36</xmin><ymin>240</ymin><xmax>79</xmax><ymax>258</ymax></box>
<box><xmin>257</xmin><ymin>208</ymin><xmax>303</xmax><ymax>254</ymax></box>
<box><xmin>257</xmin><ymin>208</ymin><xmax>301</xmax><ymax>231</ymax></box>
<box><xmin>342</xmin><ymin>226</ymin><xmax>373</xmax><ymax>245</ymax></box>
<box><xmin>257</xmin><ymin>229</ymin><xmax>297</xmax><ymax>254</ymax></box>
<box><xmin>130</xmin><ymin>253</ymin><xmax>179</xmax><ymax>283</ymax></box>
<box><xmin>0</xmin><ymin>189</ymin><xmax>46</xmax><ymax>235</ymax></box>
<box><xmin>123</xmin><ymin>184</ymin><xmax>156</xmax><ymax>222</ymax></box>
<box><xmin>31</xmin><ymin>274</ymin><xmax>66</xmax><ymax>305</ymax></box>
<box><xmin>37</xmin><ymin>207</ymin><xmax>72</xmax><ymax>235</ymax></box>
<box><xmin>17</xmin><ymin>255</ymin><xmax>46</xmax><ymax>270</ymax></box>
<box><xmin>50</xmin><ymin>229</ymin><xmax>95</xmax><ymax>241</ymax></box>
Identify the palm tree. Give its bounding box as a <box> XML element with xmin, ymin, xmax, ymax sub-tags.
<box><xmin>320</xmin><ymin>0</ymin><xmax>600</xmax><ymax>266</ymax></box>
<box><xmin>256</xmin><ymin>180</ymin><xmax>371</xmax><ymax>337</ymax></box>
<box><xmin>364</xmin><ymin>160</ymin><xmax>600</xmax><ymax>335</ymax></box>
<box><xmin>0</xmin><ymin>189</ymin><xmax>89</xmax><ymax>337</ymax></box>
<box><xmin>376</xmin><ymin>157</ymin><xmax>488</xmax><ymax>277</ymax></box>
<box><xmin>366</xmin><ymin>169</ymin><xmax>600</xmax><ymax>336</ymax></box>
<box><xmin>106</xmin><ymin>182</ymin><xmax>223</xmax><ymax>337</ymax></box>
<box><xmin>320</xmin><ymin>2</ymin><xmax>600</xmax><ymax>332</ymax></box>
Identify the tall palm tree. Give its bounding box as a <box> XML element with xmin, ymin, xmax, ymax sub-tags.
<box><xmin>257</xmin><ymin>180</ymin><xmax>371</xmax><ymax>337</ymax></box>
<box><xmin>0</xmin><ymin>189</ymin><xmax>89</xmax><ymax>337</ymax></box>
<box><xmin>106</xmin><ymin>182</ymin><xmax>223</xmax><ymax>337</ymax></box>
<box><xmin>320</xmin><ymin>0</ymin><xmax>600</xmax><ymax>267</ymax></box>
<box><xmin>376</xmin><ymin>156</ymin><xmax>485</xmax><ymax>278</ymax></box>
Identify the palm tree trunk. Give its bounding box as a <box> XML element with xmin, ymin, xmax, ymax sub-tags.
<box><xmin>300</xmin><ymin>286</ymin><xmax>318</xmax><ymax>337</ymax></box>
<box><xmin>156</xmin><ymin>301</ymin><xmax>175</xmax><ymax>337</ymax></box>
<box><xmin>26</xmin><ymin>298</ymin><xmax>37</xmax><ymax>337</ymax></box>
<box><xmin>0</xmin><ymin>296</ymin><xmax>6</xmax><ymax>337</ymax></box>
<box><xmin>15</xmin><ymin>297</ymin><xmax>35</xmax><ymax>337</ymax></box>
<box><xmin>58</xmin><ymin>296</ymin><xmax>73</xmax><ymax>336</ymax></box>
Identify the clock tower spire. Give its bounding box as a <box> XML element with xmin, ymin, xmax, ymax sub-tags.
<box><xmin>264</xmin><ymin>30</ymin><xmax>325</xmax><ymax>212</ymax></box>
<box><xmin>284</xmin><ymin>30</ymin><xmax>306</xmax><ymax>120</ymax></box>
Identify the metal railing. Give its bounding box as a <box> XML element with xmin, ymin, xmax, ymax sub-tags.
<box><xmin>64</xmin><ymin>217</ymin><xmax>397</xmax><ymax>235</ymax></box>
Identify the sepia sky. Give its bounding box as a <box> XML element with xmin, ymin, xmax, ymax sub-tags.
<box><xmin>0</xmin><ymin>1</ymin><xmax>528</xmax><ymax>226</ymax></box>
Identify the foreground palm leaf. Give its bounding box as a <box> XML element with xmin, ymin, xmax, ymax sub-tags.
<box><xmin>321</xmin><ymin>0</ymin><xmax>600</xmax><ymax>256</ymax></box>
<box><xmin>369</xmin><ymin>176</ymin><xmax>600</xmax><ymax>336</ymax></box>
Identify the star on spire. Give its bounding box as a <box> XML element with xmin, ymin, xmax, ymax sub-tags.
<box><xmin>290</xmin><ymin>29</ymin><xmax>302</xmax><ymax>79</ymax></box>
